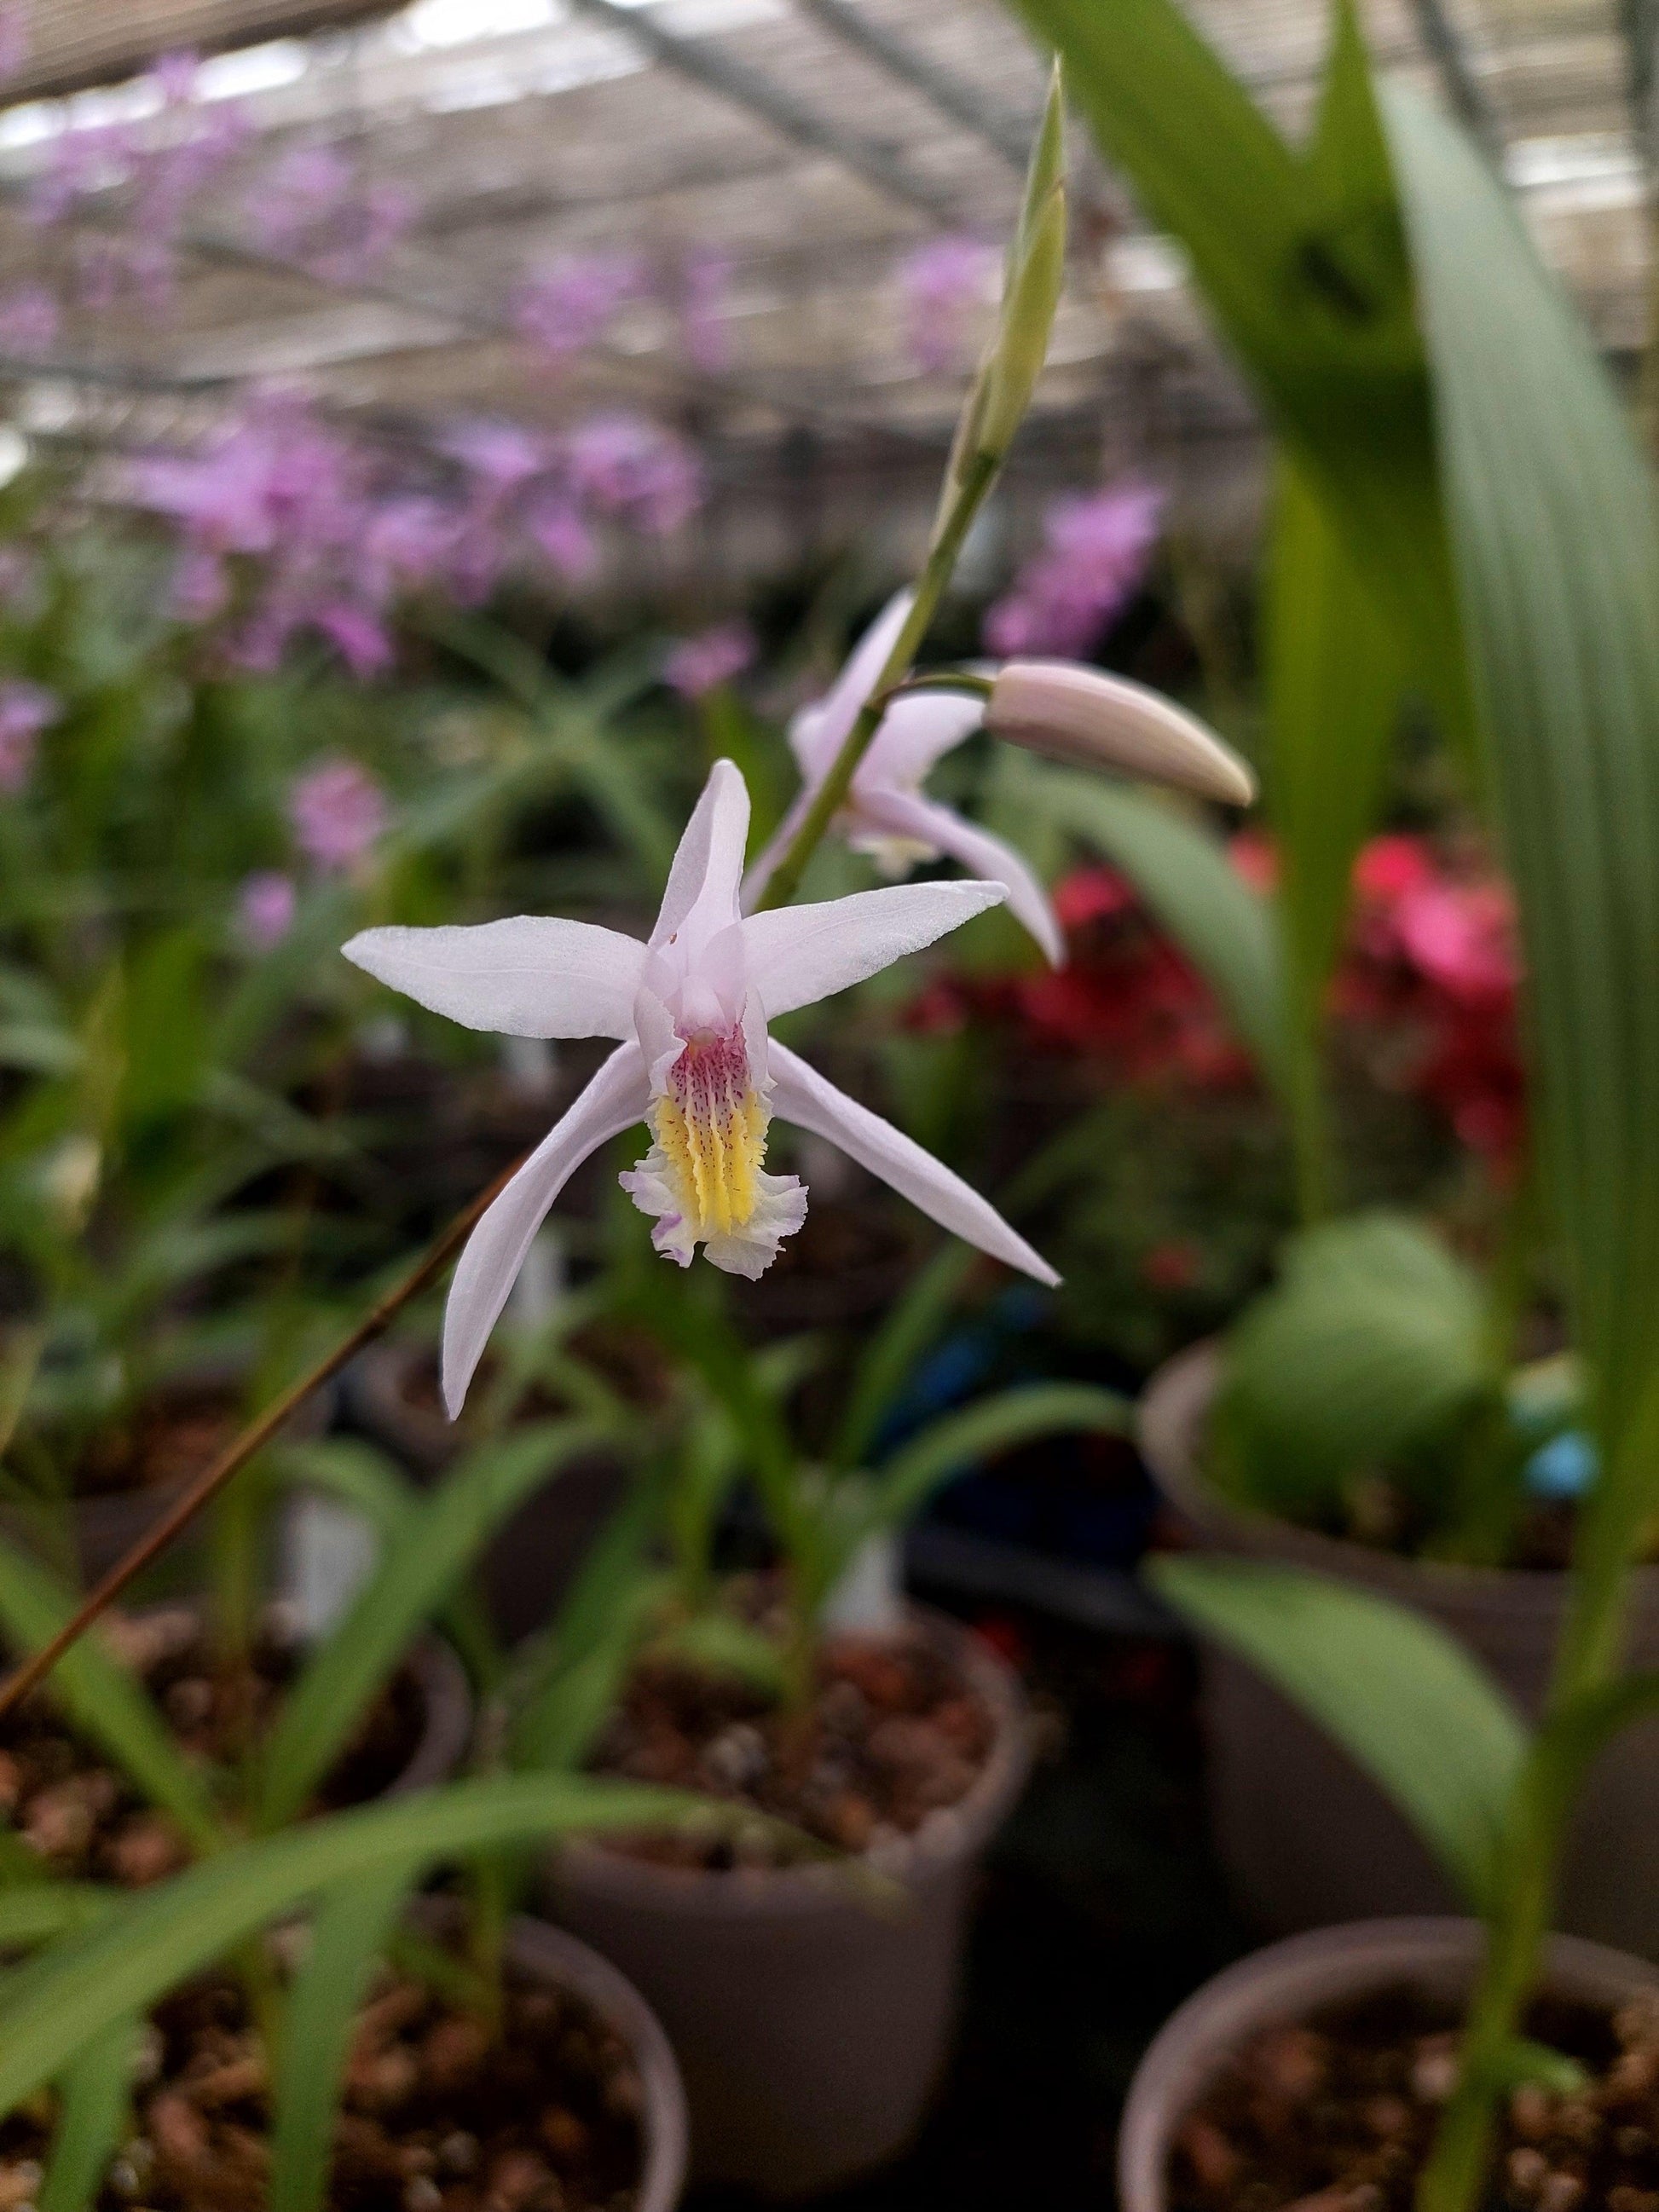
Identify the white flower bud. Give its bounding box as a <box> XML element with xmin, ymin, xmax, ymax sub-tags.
<box><xmin>986</xmin><ymin>661</ymin><xmax>1257</xmax><ymax>806</ymax></box>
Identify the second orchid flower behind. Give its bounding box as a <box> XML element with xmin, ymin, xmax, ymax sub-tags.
<box><xmin>346</xmin><ymin>758</ymin><xmax>1057</xmax><ymax>1415</ymax></box>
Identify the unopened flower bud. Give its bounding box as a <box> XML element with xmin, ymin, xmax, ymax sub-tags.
<box><xmin>986</xmin><ymin>661</ymin><xmax>1256</xmax><ymax>806</ymax></box>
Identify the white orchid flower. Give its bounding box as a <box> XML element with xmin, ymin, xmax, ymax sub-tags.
<box><xmin>738</xmin><ymin>592</ymin><xmax>1066</xmax><ymax>964</ymax></box>
<box><xmin>743</xmin><ymin>592</ymin><xmax>1064</xmax><ymax>964</ymax></box>
<box><xmin>345</xmin><ymin>759</ymin><xmax>1057</xmax><ymax>1414</ymax></box>
<box><xmin>742</xmin><ymin>594</ymin><xmax>1256</xmax><ymax>962</ymax></box>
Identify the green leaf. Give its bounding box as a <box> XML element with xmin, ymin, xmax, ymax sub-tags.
<box><xmin>269</xmin><ymin>1868</ymin><xmax>415</xmax><ymax>2212</ymax></box>
<box><xmin>832</xmin><ymin>1243</ymin><xmax>976</xmax><ymax>1471</ymax></box>
<box><xmin>1152</xmin><ymin>1556</ymin><xmax>1528</xmax><ymax>1910</ymax></box>
<box><xmin>269</xmin><ymin>1438</ymin><xmax>499</xmax><ymax>1694</ymax></box>
<box><xmin>1016</xmin><ymin>759</ymin><xmax>1289</xmax><ymax>1092</ymax></box>
<box><xmin>1214</xmin><ymin>1211</ymin><xmax>1491</xmax><ymax>1522</ymax></box>
<box><xmin>1384</xmin><ymin>85</ymin><xmax>1659</xmax><ymax>1592</ymax></box>
<box><xmin>1019</xmin><ymin>0</ymin><xmax>1467</xmax><ymax>742</ymax></box>
<box><xmin>256</xmin><ymin>1418</ymin><xmax>613</xmax><ymax>1828</ymax></box>
<box><xmin>653</xmin><ymin>1612</ymin><xmax>789</xmax><ymax>1700</ymax></box>
<box><xmin>1487</xmin><ymin>2039</ymin><xmax>1588</xmax><ymax>2099</ymax></box>
<box><xmin>38</xmin><ymin>2014</ymin><xmax>136</xmax><ymax>2212</ymax></box>
<box><xmin>869</xmin><ymin>1382</ymin><xmax>1129</xmax><ymax>1537</ymax></box>
<box><xmin>0</xmin><ymin>1535</ymin><xmax>223</xmax><ymax>1855</ymax></box>
<box><xmin>0</xmin><ymin>1886</ymin><xmax>112</xmax><ymax>1949</ymax></box>
<box><xmin>1266</xmin><ymin>455</ymin><xmax>1405</xmax><ymax>1216</ymax></box>
<box><xmin>511</xmin><ymin>1481</ymin><xmax>671</xmax><ymax>1775</ymax></box>
<box><xmin>0</xmin><ymin>1774</ymin><xmax>773</xmax><ymax>2112</ymax></box>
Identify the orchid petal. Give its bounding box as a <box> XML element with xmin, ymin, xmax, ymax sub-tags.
<box><xmin>742</xmin><ymin>881</ymin><xmax>1004</xmax><ymax>1019</ymax></box>
<box><xmin>344</xmin><ymin>919</ymin><xmax>645</xmax><ymax>1039</ymax></box>
<box><xmin>651</xmin><ymin>758</ymin><xmax>751</xmax><ymax>956</ymax></box>
<box><xmin>769</xmin><ymin>1041</ymin><xmax>1059</xmax><ymax>1287</ymax></box>
<box><xmin>789</xmin><ymin>591</ymin><xmax>914</xmax><ymax>775</ymax></box>
<box><xmin>856</xmin><ymin>787</ymin><xmax>1065</xmax><ymax>966</ymax></box>
<box><xmin>739</xmin><ymin>788</ymin><xmax>812</xmax><ymax>914</ymax></box>
<box><xmin>863</xmin><ymin>692</ymin><xmax>984</xmax><ymax>788</ymax></box>
<box><xmin>442</xmin><ymin>1042</ymin><xmax>649</xmax><ymax>1414</ymax></box>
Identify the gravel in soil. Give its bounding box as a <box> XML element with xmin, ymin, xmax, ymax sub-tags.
<box><xmin>0</xmin><ymin>1607</ymin><xmax>428</xmax><ymax>1885</ymax></box>
<box><xmin>587</xmin><ymin>1616</ymin><xmax>995</xmax><ymax>1868</ymax></box>
<box><xmin>1171</xmin><ymin>1984</ymin><xmax>1659</xmax><ymax>2211</ymax></box>
<box><xmin>0</xmin><ymin>1964</ymin><xmax>645</xmax><ymax>2212</ymax></box>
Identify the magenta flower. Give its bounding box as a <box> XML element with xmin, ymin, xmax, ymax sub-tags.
<box><xmin>248</xmin><ymin>145</ymin><xmax>353</xmax><ymax>257</ymax></box>
<box><xmin>678</xmin><ymin>248</ymin><xmax>734</xmax><ymax>373</ymax></box>
<box><xmin>897</xmin><ymin>235</ymin><xmax>997</xmax><ymax>373</ymax></box>
<box><xmin>0</xmin><ymin>286</ymin><xmax>58</xmax><ymax>357</ymax></box>
<box><xmin>237</xmin><ymin>870</ymin><xmax>297</xmax><ymax>950</ymax></box>
<box><xmin>523</xmin><ymin>498</ymin><xmax>598</xmax><ymax>581</ymax></box>
<box><xmin>664</xmin><ymin>621</ymin><xmax>754</xmax><ymax>698</ymax></box>
<box><xmin>311</xmin><ymin>602</ymin><xmax>393</xmax><ymax>680</ymax></box>
<box><xmin>563</xmin><ymin>414</ymin><xmax>702</xmax><ymax>536</ymax></box>
<box><xmin>0</xmin><ymin>681</ymin><xmax>61</xmax><ymax>793</ymax></box>
<box><xmin>443</xmin><ymin>419</ymin><xmax>549</xmax><ymax>495</ymax></box>
<box><xmin>0</xmin><ymin>5</ymin><xmax>29</xmax><ymax>82</ymax></box>
<box><xmin>984</xmin><ymin>483</ymin><xmax>1165</xmax><ymax>658</ymax></box>
<box><xmin>150</xmin><ymin>50</ymin><xmax>199</xmax><ymax>104</ymax></box>
<box><xmin>288</xmin><ymin>758</ymin><xmax>387</xmax><ymax>873</ymax></box>
<box><xmin>1393</xmin><ymin>879</ymin><xmax>1518</xmax><ymax>1007</ymax></box>
<box><xmin>170</xmin><ymin>549</ymin><xmax>229</xmax><ymax>625</ymax></box>
<box><xmin>515</xmin><ymin>253</ymin><xmax>645</xmax><ymax>362</ymax></box>
<box><xmin>246</xmin><ymin>147</ymin><xmax>413</xmax><ymax>285</ymax></box>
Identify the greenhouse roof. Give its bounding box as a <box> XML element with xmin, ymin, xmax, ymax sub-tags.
<box><xmin>0</xmin><ymin>0</ymin><xmax>1642</xmax><ymax>495</ymax></box>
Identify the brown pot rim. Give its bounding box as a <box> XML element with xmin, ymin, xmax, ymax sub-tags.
<box><xmin>502</xmin><ymin>1915</ymin><xmax>688</xmax><ymax>2212</ymax></box>
<box><xmin>345</xmin><ymin>1338</ymin><xmax>458</xmax><ymax>1474</ymax></box>
<box><xmin>391</xmin><ymin>1632</ymin><xmax>474</xmax><ymax>1796</ymax></box>
<box><xmin>1117</xmin><ymin>1915</ymin><xmax>1659</xmax><ymax>2212</ymax></box>
<box><xmin>1140</xmin><ymin>1337</ymin><xmax>1659</xmax><ymax>1607</ymax></box>
<box><xmin>551</xmin><ymin>1601</ymin><xmax>1031</xmax><ymax>1920</ymax></box>
<box><xmin>49</xmin><ymin>1366</ymin><xmax>337</xmax><ymax>1532</ymax></box>
<box><xmin>103</xmin><ymin>1603</ymin><xmax>473</xmax><ymax>1805</ymax></box>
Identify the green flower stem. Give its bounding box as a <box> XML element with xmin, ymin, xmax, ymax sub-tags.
<box><xmin>752</xmin><ymin>450</ymin><xmax>1000</xmax><ymax>914</ymax></box>
<box><xmin>877</xmin><ymin>672</ymin><xmax>995</xmax><ymax>708</ymax></box>
<box><xmin>1418</xmin><ymin>1533</ymin><xmax>1638</xmax><ymax>2210</ymax></box>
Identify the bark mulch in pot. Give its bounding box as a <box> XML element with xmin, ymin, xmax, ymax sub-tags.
<box><xmin>72</xmin><ymin>1385</ymin><xmax>245</xmax><ymax>1499</ymax></box>
<box><xmin>0</xmin><ymin>1963</ymin><xmax>645</xmax><ymax>2212</ymax></box>
<box><xmin>587</xmin><ymin>1612</ymin><xmax>995</xmax><ymax>1868</ymax></box>
<box><xmin>1171</xmin><ymin>1984</ymin><xmax>1659</xmax><ymax>2211</ymax></box>
<box><xmin>0</xmin><ymin>1607</ymin><xmax>429</xmax><ymax>1886</ymax></box>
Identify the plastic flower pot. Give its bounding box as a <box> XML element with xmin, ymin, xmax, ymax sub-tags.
<box><xmin>1118</xmin><ymin>1917</ymin><xmax>1659</xmax><ymax>2212</ymax></box>
<box><xmin>1141</xmin><ymin>1342</ymin><xmax>1659</xmax><ymax>1954</ymax></box>
<box><xmin>500</xmin><ymin>1917</ymin><xmax>689</xmax><ymax>2212</ymax></box>
<box><xmin>545</xmin><ymin>1607</ymin><xmax>1032</xmax><ymax>2198</ymax></box>
<box><xmin>2</xmin><ymin>1364</ymin><xmax>335</xmax><ymax>1593</ymax></box>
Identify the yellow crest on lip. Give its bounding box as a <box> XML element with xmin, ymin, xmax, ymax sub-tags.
<box><xmin>651</xmin><ymin>1030</ymin><xmax>769</xmax><ymax>1239</ymax></box>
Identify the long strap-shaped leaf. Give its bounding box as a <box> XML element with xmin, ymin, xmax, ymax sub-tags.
<box><xmin>870</xmin><ymin>1382</ymin><xmax>1129</xmax><ymax>1533</ymax></box>
<box><xmin>1014</xmin><ymin>759</ymin><xmax>1289</xmax><ymax>1094</ymax></box>
<box><xmin>1152</xmin><ymin>1556</ymin><xmax>1528</xmax><ymax>1914</ymax></box>
<box><xmin>1266</xmin><ymin>456</ymin><xmax>1406</xmax><ymax>1217</ymax></box>
<box><xmin>257</xmin><ymin>1418</ymin><xmax>613</xmax><ymax>1828</ymax></box>
<box><xmin>38</xmin><ymin>2014</ymin><xmax>136</xmax><ymax>2212</ymax></box>
<box><xmin>0</xmin><ymin>1886</ymin><xmax>112</xmax><ymax>1950</ymax></box>
<box><xmin>269</xmin><ymin>1438</ymin><xmax>500</xmax><ymax>1691</ymax></box>
<box><xmin>0</xmin><ymin>1774</ymin><xmax>765</xmax><ymax>2113</ymax></box>
<box><xmin>0</xmin><ymin>1533</ymin><xmax>223</xmax><ymax>1854</ymax></box>
<box><xmin>1017</xmin><ymin>0</ymin><xmax>1467</xmax><ymax>742</ymax></box>
<box><xmin>1384</xmin><ymin>87</ymin><xmax>1659</xmax><ymax>1626</ymax></box>
<box><xmin>269</xmin><ymin>1867</ymin><xmax>415</xmax><ymax>2212</ymax></box>
<box><xmin>832</xmin><ymin>1243</ymin><xmax>976</xmax><ymax>1473</ymax></box>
